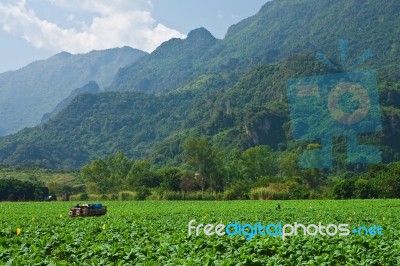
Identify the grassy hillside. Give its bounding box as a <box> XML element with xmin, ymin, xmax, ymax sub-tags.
<box><xmin>0</xmin><ymin>168</ymin><xmax>80</xmax><ymax>186</ymax></box>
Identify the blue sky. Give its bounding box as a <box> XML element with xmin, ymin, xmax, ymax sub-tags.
<box><xmin>0</xmin><ymin>0</ymin><xmax>268</xmax><ymax>73</ymax></box>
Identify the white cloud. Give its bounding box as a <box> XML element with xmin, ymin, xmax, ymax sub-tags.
<box><xmin>0</xmin><ymin>0</ymin><xmax>185</xmax><ymax>53</ymax></box>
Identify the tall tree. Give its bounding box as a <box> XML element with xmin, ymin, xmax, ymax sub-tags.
<box><xmin>107</xmin><ymin>151</ymin><xmax>134</xmax><ymax>189</ymax></box>
<box><xmin>278</xmin><ymin>149</ymin><xmax>301</xmax><ymax>178</ymax></box>
<box><xmin>241</xmin><ymin>145</ymin><xmax>277</xmax><ymax>181</ymax></box>
<box><xmin>81</xmin><ymin>159</ymin><xmax>112</xmax><ymax>194</ymax></box>
<box><xmin>183</xmin><ymin>137</ymin><xmax>223</xmax><ymax>191</ymax></box>
<box><xmin>127</xmin><ymin>160</ymin><xmax>160</xmax><ymax>189</ymax></box>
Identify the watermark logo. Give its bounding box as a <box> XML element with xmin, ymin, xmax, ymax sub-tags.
<box><xmin>188</xmin><ymin>219</ymin><xmax>384</xmax><ymax>241</ymax></box>
<box><xmin>286</xmin><ymin>40</ymin><xmax>382</xmax><ymax>168</ymax></box>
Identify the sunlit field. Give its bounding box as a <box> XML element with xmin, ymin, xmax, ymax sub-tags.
<box><xmin>0</xmin><ymin>200</ymin><xmax>399</xmax><ymax>265</ymax></box>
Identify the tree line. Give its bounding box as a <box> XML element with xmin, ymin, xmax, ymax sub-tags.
<box><xmin>79</xmin><ymin>136</ymin><xmax>400</xmax><ymax>200</ymax></box>
<box><xmin>1</xmin><ymin>136</ymin><xmax>399</xmax><ymax>201</ymax></box>
<box><xmin>0</xmin><ymin>179</ymin><xmax>49</xmax><ymax>201</ymax></box>
<box><xmin>0</xmin><ymin>137</ymin><xmax>400</xmax><ymax>201</ymax></box>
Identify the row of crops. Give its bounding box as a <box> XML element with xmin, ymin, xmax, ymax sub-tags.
<box><xmin>0</xmin><ymin>200</ymin><xmax>399</xmax><ymax>265</ymax></box>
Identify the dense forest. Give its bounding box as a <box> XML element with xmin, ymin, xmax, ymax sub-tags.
<box><xmin>0</xmin><ymin>179</ymin><xmax>49</xmax><ymax>201</ymax></box>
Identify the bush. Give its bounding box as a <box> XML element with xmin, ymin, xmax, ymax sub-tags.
<box><xmin>79</xmin><ymin>192</ymin><xmax>89</xmax><ymax>201</ymax></box>
<box><xmin>109</xmin><ymin>193</ymin><xmax>119</xmax><ymax>200</ymax></box>
<box><xmin>249</xmin><ymin>187</ymin><xmax>269</xmax><ymax>200</ymax></box>
<box><xmin>201</xmin><ymin>191</ymin><xmax>223</xmax><ymax>200</ymax></box>
<box><xmin>333</xmin><ymin>179</ymin><xmax>356</xmax><ymax>199</ymax></box>
<box><xmin>286</xmin><ymin>181</ymin><xmax>310</xmax><ymax>199</ymax></box>
<box><xmin>223</xmin><ymin>189</ymin><xmax>240</xmax><ymax>200</ymax></box>
<box><xmin>354</xmin><ymin>179</ymin><xmax>376</xmax><ymax>199</ymax></box>
<box><xmin>0</xmin><ymin>179</ymin><xmax>49</xmax><ymax>201</ymax></box>
<box><xmin>160</xmin><ymin>191</ymin><xmax>223</xmax><ymax>200</ymax></box>
<box><xmin>70</xmin><ymin>194</ymin><xmax>98</xmax><ymax>201</ymax></box>
<box><xmin>223</xmin><ymin>181</ymin><xmax>251</xmax><ymax>200</ymax></box>
<box><xmin>119</xmin><ymin>191</ymin><xmax>137</xmax><ymax>201</ymax></box>
<box><xmin>102</xmin><ymin>194</ymin><xmax>111</xmax><ymax>200</ymax></box>
<box><xmin>249</xmin><ymin>183</ymin><xmax>303</xmax><ymax>200</ymax></box>
<box><xmin>69</xmin><ymin>194</ymin><xmax>78</xmax><ymax>201</ymax></box>
<box><xmin>147</xmin><ymin>192</ymin><xmax>161</xmax><ymax>200</ymax></box>
<box><xmin>134</xmin><ymin>187</ymin><xmax>151</xmax><ymax>200</ymax></box>
<box><xmin>252</xmin><ymin>176</ymin><xmax>281</xmax><ymax>188</ymax></box>
<box><xmin>271</xmin><ymin>191</ymin><xmax>291</xmax><ymax>200</ymax></box>
<box><xmin>180</xmin><ymin>191</ymin><xmax>220</xmax><ymax>200</ymax></box>
<box><xmin>162</xmin><ymin>191</ymin><xmax>184</xmax><ymax>200</ymax></box>
<box><xmin>308</xmin><ymin>189</ymin><xmax>323</xmax><ymax>199</ymax></box>
<box><xmin>183</xmin><ymin>192</ymin><xmax>203</xmax><ymax>200</ymax></box>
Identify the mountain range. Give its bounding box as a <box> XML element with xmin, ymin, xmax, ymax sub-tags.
<box><xmin>0</xmin><ymin>0</ymin><xmax>399</xmax><ymax>170</ymax></box>
<box><xmin>0</xmin><ymin>47</ymin><xmax>147</xmax><ymax>136</ymax></box>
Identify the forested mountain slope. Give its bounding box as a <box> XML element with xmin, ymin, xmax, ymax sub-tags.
<box><xmin>0</xmin><ymin>0</ymin><xmax>399</xmax><ymax>169</ymax></box>
<box><xmin>0</xmin><ymin>47</ymin><xmax>146</xmax><ymax>135</ymax></box>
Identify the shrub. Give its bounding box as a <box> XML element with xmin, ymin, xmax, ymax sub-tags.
<box><xmin>249</xmin><ymin>183</ymin><xmax>300</xmax><ymax>200</ymax></box>
<box><xmin>271</xmin><ymin>191</ymin><xmax>291</xmax><ymax>200</ymax></box>
<box><xmin>354</xmin><ymin>179</ymin><xmax>376</xmax><ymax>199</ymax></box>
<box><xmin>333</xmin><ymin>179</ymin><xmax>356</xmax><ymax>199</ymax></box>
<box><xmin>147</xmin><ymin>192</ymin><xmax>161</xmax><ymax>200</ymax></box>
<box><xmin>162</xmin><ymin>191</ymin><xmax>184</xmax><ymax>200</ymax></box>
<box><xmin>79</xmin><ymin>192</ymin><xmax>89</xmax><ymax>201</ymax></box>
<box><xmin>308</xmin><ymin>190</ymin><xmax>323</xmax><ymax>199</ymax></box>
<box><xmin>223</xmin><ymin>180</ymin><xmax>251</xmax><ymax>200</ymax></box>
<box><xmin>110</xmin><ymin>193</ymin><xmax>119</xmax><ymax>200</ymax></box>
<box><xmin>181</xmin><ymin>191</ymin><xmax>223</xmax><ymax>201</ymax></box>
<box><xmin>252</xmin><ymin>176</ymin><xmax>281</xmax><ymax>188</ymax></box>
<box><xmin>134</xmin><ymin>187</ymin><xmax>151</xmax><ymax>200</ymax></box>
<box><xmin>286</xmin><ymin>181</ymin><xmax>310</xmax><ymax>199</ymax></box>
<box><xmin>119</xmin><ymin>191</ymin><xmax>137</xmax><ymax>201</ymax></box>
<box><xmin>102</xmin><ymin>194</ymin><xmax>111</xmax><ymax>200</ymax></box>
<box><xmin>249</xmin><ymin>187</ymin><xmax>269</xmax><ymax>200</ymax></box>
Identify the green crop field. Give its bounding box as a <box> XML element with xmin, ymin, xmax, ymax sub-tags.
<box><xmin>0</xmin><ymin>200</ymin><xmax>399</xmax><ymax>265</ymax></box>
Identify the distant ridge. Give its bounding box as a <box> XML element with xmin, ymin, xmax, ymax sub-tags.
<box><xmin>41</xmin><ymin>81</ymin><xmax>100</xmax><ymax>124</ymax></box>
<box><xmin>0</xmin><ymin>47</ymin><xmax>147</xmax><ymax>135</ymax></box>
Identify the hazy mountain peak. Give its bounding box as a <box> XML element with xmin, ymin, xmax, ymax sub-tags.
<box><xmin>51</xmin><ymin>51</ymin><xmax>72</xmax><ymax>59</ymax></box>
<box><xmin>186</xmin><ymin>27</ymin><xmax>216</xmax><ymax>41</ymax></box>
<box><xmin>109</xmin><ymin>28</ymin><xmax>218</xmax><ymax>93</ymax></box>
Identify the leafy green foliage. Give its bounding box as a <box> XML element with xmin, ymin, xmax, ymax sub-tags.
<box><xmin>0</xmin><ymin>179</ymin><xmax>48</xmax><ymax>201</ymax></box>
<box><xmin>241</xmin><ymin>145</ymin><xmax>277</xmax><ymax>181</ymax></box>
<box><xmin>81</xmin><ymin>151</ymin><xmax>160</xmax><ymax>194</ymax></box>
<box><xmin>0</xmin><ymin>52</ymin><xmax>398</xmax><ymax>177</ymax></box>
<box><xmin>333</xmin><ymin>162</ymin><xmax>400</xmax><ymax>199</ymax></box>
<box><xmin>0</xmin><ymin>200</ymin><xmax>399</xmax><ymax>264</ymax></box>
<box><xmin>183</xmin><ymin>137</ymin><xmax>223</xmax><ymax>191</ymax></box>
<box><xmin>158</xmin><ymin>167</ymin><xmax>184</xmax><ymax>192</ymax></box>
